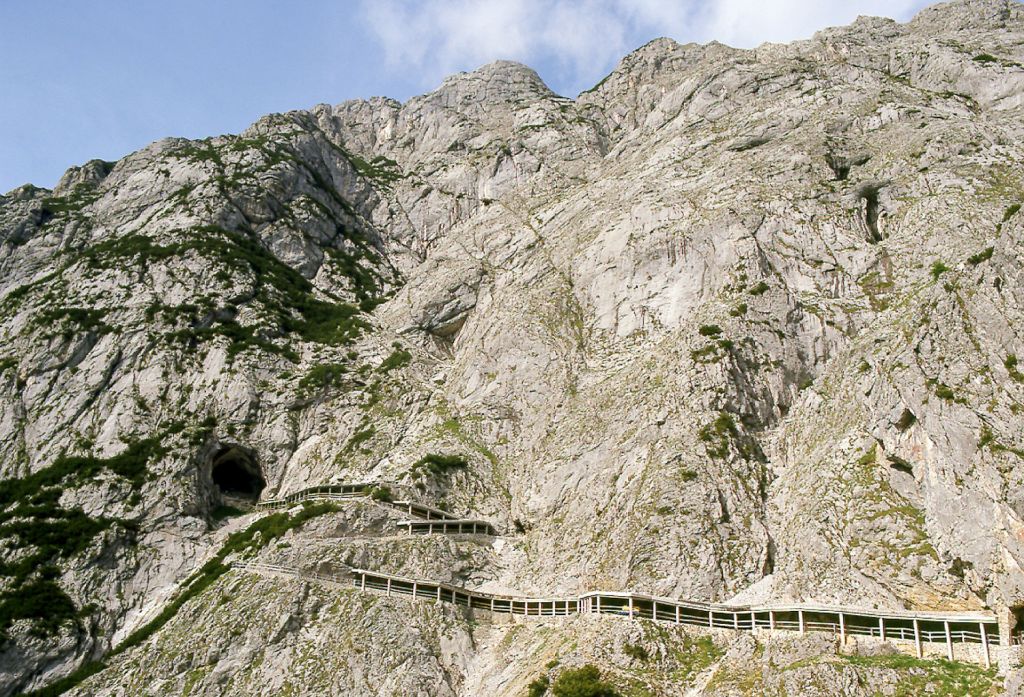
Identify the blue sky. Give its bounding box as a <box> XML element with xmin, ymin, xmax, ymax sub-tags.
<box><xmin>1</xmin><ymin>0</ymin><xmax>933</xmax><ymax>193</ymax></box>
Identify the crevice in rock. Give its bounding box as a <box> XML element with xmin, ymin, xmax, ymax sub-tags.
<box><xmin>717</xmin><ymin>489</ymin><xmax>731</xmax><ymax>523</ymax></box>
<box><xmin>895</xmin><ymin>408</ymin><xmax>916</xmax><ymax>431</ymax></box>
<box><xmin>763</xmin><ymin>536</ymin><xmax>776</xmax><ymax>575</ymax></box>
<box><xmin>888</xmin><ymin>455</ymin><xmax>914</xmax><ymax>475</ymax></box>
<box><xmin>825</xmin><ymin>152</ymin><xmax>870</xmax><ymax>181</ymax></box>
<box><xmin>857</xmin><ymin>183</ymin><xmax>885</xmax><ymax>242</ymax></box>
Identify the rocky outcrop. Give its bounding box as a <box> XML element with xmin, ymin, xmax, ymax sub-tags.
<box><xmin>1</xmin><ymin>0</ymin><xmax>1023</xmax><ymax>694</ymax></box>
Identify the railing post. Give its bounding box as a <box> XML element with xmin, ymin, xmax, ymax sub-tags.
<box><xmin>653</xmin><ymin>601</ymin><xmax>658</xmax><ymax>621</ymax></box>
<box><xmin>596</xmin><ymin>597</ymin><xmax>601</xmax><ymax>614</ymax></box>
<box><xmin>751</xmin><ymin>611</ymin><xmax>756</xmax><ymax>631</ymax></box>
<box><xmin>733</xmin><ymin>613</ymin><xmax>739</xmax><ymax>630</ymax></box>
<box><xmin>981</xmin><ymin>623</ymin><xmax>991</xmax><ymax>669</ymax></box>
<box><xmin>675</xmin><ymin>605</ymin><xmax>680</xmax><ymax>625</ymax></box>
<box><xmin>709</xmin><ymin>610</ymin><xmax>714</xmax><ymax>628</ymax></box>
<box><xmin>769</xmin><ymin>610</ymin><xmax>775</xmax><ymax>631</ymax></box>
<box><xmin>412</xmin><ymin>582</ymin><xmax>417</xmax><ymax>598</ymax></box>
<box><xmin>798</xmin><ymin>610</ymin><xmax>805</xmax><ymax>634</ymax></box>
<box><xmin>437</xmin><ymin>586</ymin><xmax>441</xmax><ymax>601</ymax></box>
<box><xmin>839</xmin><ymin>613</ymin><xmax>845</xmax><ymax>644</ymax></box>
<box><xmin>944</xmin><ymin>621</ymin><xmax>953</xmax><ymax>660</ymax></box>
<box><xmin>879</xmin><ymin>617</ymin><xmax>885</xmax><ymax>640</ymax></box>
<box><xmin>361</xmin><ymin>573</ymin><xmax>366</xmax><ymax>590</ymax></box>
<box><xmin>386</xmin><ymin>578</ymin><xmax>392</xmax><ymax>596</ymax></box>
<box><xmin>913</xmin><ymin>619</ymin><xmax>922</xmax><ymax>658</ymax></box>
<box><xmin>629</xmin><ymin>596</ymin><xmax>634</xmax><ymax>619</ymax></box>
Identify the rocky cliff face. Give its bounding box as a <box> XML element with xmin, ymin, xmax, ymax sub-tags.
<box><xmin>1</xmin><ymin>0</ymin><xmax>1024</xmax><ymax>694</ymax></box>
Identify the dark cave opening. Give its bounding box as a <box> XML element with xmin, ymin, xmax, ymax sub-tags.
<box><xmin>211</xmin><ymin>445</ymin><xmax>264</xmax><ymax>502</ymax></box>
<box><xmin>1011</xmin><ymin>606</ymin><xmax>1024</xmax><ymax>640</ymax></box>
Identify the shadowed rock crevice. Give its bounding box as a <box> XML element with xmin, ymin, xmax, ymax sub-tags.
<box><xmin>825</xmin><ymin>152</ymin><xmax>870</xmax><ymax>181</ymax></box>
<box><xmin>857</xmin><ymin>182</ymin><xmax>885</xmax><ymax>242</ymax></box>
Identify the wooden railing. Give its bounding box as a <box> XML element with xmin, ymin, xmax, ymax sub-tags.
<box><xmin>235</xmin><ymin>485</ymin><xmax>1004</xmax><ymax>668</ymax></box>
<box><xmin>229</xmin><ymin>561</ymin><xmax>999</xmax><ymax>668</ymax></box>
<box><xmin>257</xmin><ymin>483</ymin><xmax>494</xmax><ymax>531</ymax></box>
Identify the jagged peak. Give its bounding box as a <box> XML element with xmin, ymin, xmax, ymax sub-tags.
<box><xmin>577</xmin><ymin>36</ymin><xmax>734</xmax><ymax>102</ymax></box>
<box><xmin>909</xmin><ymin>0</ymin><xmax>1021</xmax><ymax>33</ymax></box>
<box><xmin>424</xmin><ymin>59</ymin><xmax>555</xmax><ymax>107</ymax></box>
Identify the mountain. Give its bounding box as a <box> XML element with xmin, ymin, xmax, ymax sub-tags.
<box><xmin>1</xmin><ymin>0</ymin><xmax>1024</xmax><ymax>694</ymax></box>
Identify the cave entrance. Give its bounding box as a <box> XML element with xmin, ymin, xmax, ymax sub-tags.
<box><xmin>211</xmin><ymin>445</ymin><xmax>264</xmax><ymax>505</ymax></box>
<box><xmin>1011</xmin><ymin>606</ymin><xmax>1024</xmax><ymax>643</ymax></box>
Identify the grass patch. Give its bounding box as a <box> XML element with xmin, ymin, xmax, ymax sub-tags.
<box><xmin>931</xmin><ymin>381</ymin><xmax>957</xmax><ymax>402</ymax></box>
<box><xmin>966</xmin><ymin>247</ymin><xmax>994</xmax><ymax>265</ymax></box>
<box><xmin>299</xmin><ymin>363</ymin><xmax>349</xmax><ymax>393</ymax></box>
<box><xmin>377</xmin><ymin>345</ymin><xmax>412</xmax><ymax>373</ymax></box>
<box><xmin>698</xmin><ymin>325</ymin><xmax>722</xmax><ymax>337</ymax></box>
<box><xmin>1006</xmin><ymin>355</ymin><xmax>1024</xmax><ymax>383</ymax></box>
<box><xmin>344</xmin><ymin>425</ymin><xmax>376</xmax><ymax>453</ymax></box>
<box><xmin>930</xmin><ymin>260</ymin><xmax>950</xmax><ymax>280</ymax></box>
<box><xmin>411</xmin><ymin>453</ymin><xmax>469</xmax><ymax>479</ymax></box>
<box><xmin>840</xmin><ymin>654</ymin><xmax>997</xmax><ymax>697</ymax></box>
<box><xmin>697</xmin><ymin>413</ymin><xmax>763</xmax><ymax>461</ymax></box>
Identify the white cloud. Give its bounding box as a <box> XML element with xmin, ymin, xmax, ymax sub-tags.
<box><xmin>359</xmin><ymin>0</ymin><xmax>931</xmax><ymax>96</ymax></box>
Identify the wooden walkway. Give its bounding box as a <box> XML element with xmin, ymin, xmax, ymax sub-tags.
<box><xmin>229</xmin><ymin>559</ymin><xmax>999</xmax><ymax>668</ymax></box>
<box><xmin>257</xmin><ymin>483</ymin><xmax>498</xmax><ymax>535</ymax></box>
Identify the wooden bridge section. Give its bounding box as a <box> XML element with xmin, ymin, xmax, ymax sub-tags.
<box><xmin>258</xmin><ymin>485</ymin><xmax>495</xmax><ymax>533</ymax></box>
<box><xmin>348</xmin><ymin>567</ymin><xmax>998</xmax><ymax>668</ymax></box>
<box><xmin>238</xmin><ymin>484</ymin><xmax>1003</xmax><ymax>668</ymax></box>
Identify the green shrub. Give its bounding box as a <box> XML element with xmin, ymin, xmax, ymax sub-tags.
<box><xmin>697</xmin><ymin>413</ymin><xmax>739</xmax><ymax>459</ymax></box>
<box><xmin>299</xmin><ymin>363</ymin><xmax>348</xmax><ymax>392</ymax></box>
<box><xmin>698</xmin><ymin>325</ymin><xmax>722</xmax><ymax>336</ymax></box>
<box><xmin>367</xmin><ymin>485</ymin><xmax>393</xmax><ymax>502</ymax></box>
<box><xmin>527</xmin><ymin>674</ymin><xmax>550</xmax><ymax>697</ymax></box>
<box><xmin>378</xmin><ymin>346</ymin><xmax>412</xmax><ymax>372</ymax></box>
<box><xmin>697</xmin><ymin>412</ymin><xmax>763</xmax><ymax>461</ymax></box>
<box><xmin>344</xmin><ymin>426</ymin><xmax>376</xmax><ymax>453</ymax></box>
<box><xmin>748</xmin><ymin>281</ymin><xmax>770</xmax><ymax>296</ymax></box>
<box><xmin>728</xmin><ymin>303</ymin><xmax>747</xmax><ymax>317</ymax></box>
<box><xmin>966</xmin><ymin>247</ymin><xmax>993</xmax><ymax>265</ymax></box>
<box><xmin>623</xmin><ymin>642</ymin><xmax>649</xmax><ymax>661</ymax></box>
<box><xmin>1004</xmin><ymin>203</ymin><xmax>1021</xmax><ymax>222</ymax></box>
<box><xmin>973</xmin><ymin>53</ymin><xmax>998</xmax><ymax>63</ymax></box>
<box><xmin>934</xmin><ymin>383</ymin><xmax>956</xmax><ymax>401</ymax></box>
<box><xmin>930</xmin><ymin>261</ymin><xmax>950</xmax><ymax>280</ymax></box>
<box><xmin>412</xmin><ymin>453</ymin><xmax>469</xmax><ymax>478</ymax></box>
<box><xmin>1006</xmin><ymin>355</ymin><xmax>1024</xmax><ymax>383</ymax></box>
<box><xmin>551</xmin><ymin>665</ymin><xmax>620</xmax><ymax>697</ymax></box>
